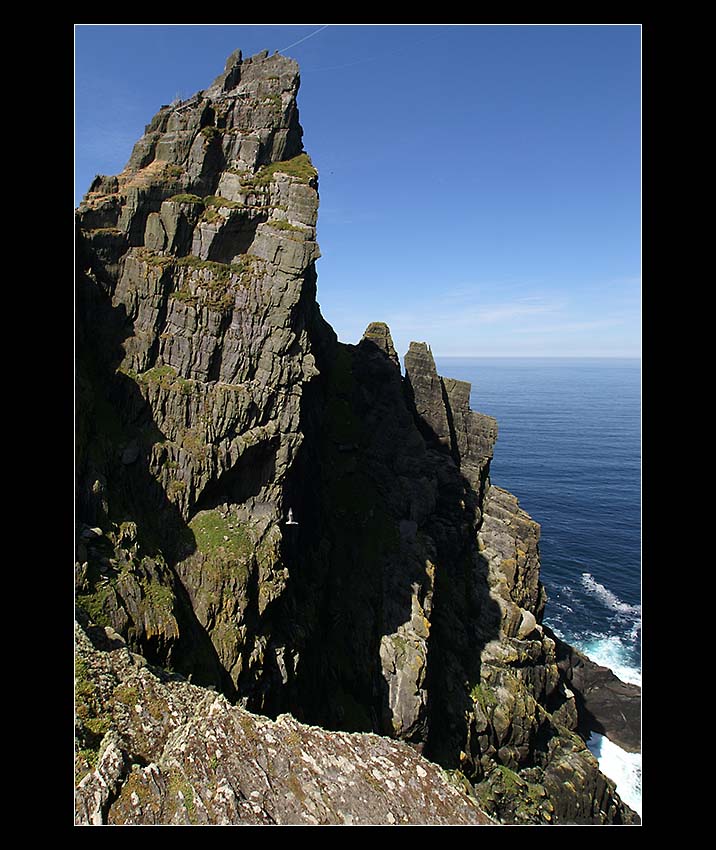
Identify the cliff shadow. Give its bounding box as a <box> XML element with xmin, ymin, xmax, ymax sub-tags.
<box><xmin>193</xmin><ymin>438</ymin><xmax>278</xmax><ymax>513</ymax></box>
<box><xmin>401</xmin><ymin>365</ymin><xmax>502</xmax><ymax>768</ymax></box>
<box><xmin>277</xmin><ymin>333</ymin><xmax>502</xmax><ymax>765</ymax></box>
<box><xmin>75</xmin><ymin>232</ymin><xmax>232</xmax><ymax>694</ymax></box>
<box><xmin>205</xmin><ymin>209</ymin><xmax>269</xmax><ymax>265</ymax></box>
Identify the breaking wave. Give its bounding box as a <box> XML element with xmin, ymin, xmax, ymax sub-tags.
<box><xmin>574</xmin><ymin>634</ymin><xmax>641</xmax><ymax>687</ymax></box>
<box><xmin>581</xmin><ymin>573</ymin><xmax>641</xmax><ymax>617</ymax></box>
<box><xmin>587</xmin><ymin>732</ymin><xmax>641</xmax><ymax>818</ymax></box>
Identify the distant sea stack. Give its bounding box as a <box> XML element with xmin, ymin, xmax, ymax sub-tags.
<box><xmin>75</xmin><ymin>49</ymin><xmax>640</xmax><ymax>825</ymax></box>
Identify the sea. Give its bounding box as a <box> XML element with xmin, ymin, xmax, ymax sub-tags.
<box><xmin>435</xmin><ymin>356</ymin><xmax>642</xmax><ymax>817</ymax></box>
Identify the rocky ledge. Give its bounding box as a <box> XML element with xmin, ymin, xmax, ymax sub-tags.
<box><xmin>551</xmin><ymin>631</ymin><xmax>641</xmax><ymax>753</ymax></box>
<box><xmin>75</xmin><ymin>49</ymin><xmax>640</xmax><ymax>826</ymax></box>
<box><xmin>75</xmin><ymin>615</ymin><xmax>492</xmax><ymax>826</ymax></box>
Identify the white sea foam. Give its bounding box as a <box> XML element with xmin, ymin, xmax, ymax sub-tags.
<box><xmin>627</xmin><ymin>620</ymin><xmax>641</xmax><ymax>642</ymax></box>
<box><xmin>577</xmin><ymin>634</ymin><xmax>641</xmax><ymax>686</ymax></box>
<box><xmin>587</xmin><ymin>732</ymin><xmax>642</xmax><ymax>818</ymax></box>
<box><xmin>581</xmin><ymin>573</ymin><xmax>641</xmax><ymax>617</ymax></box>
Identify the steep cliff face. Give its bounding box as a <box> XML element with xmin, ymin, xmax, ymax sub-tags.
<box><xmin>75</xmin><ymin>49</ymin><xmax>638</xmax><ymax>825</ymax></box>
<box><xmin>76</xmin><ymin>49</ymin><xmax>330</xmax><ymax>698</ymax></box>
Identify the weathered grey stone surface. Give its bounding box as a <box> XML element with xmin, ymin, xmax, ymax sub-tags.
<box><xmin>404</xmin><ymin>341</ymin><xmax>497</xmax><ymax>500</ymax></box>
<box><xmin>404</xmin><ymin>341</ymin><xmax>452</xmax><ymax>449</ymax></box>
<box><xmin>75</xmin><ymin>619</ymin><xmax>492</xmax><ymax>826</ymax></box>
<box><xmin>360</xmin><ymin>321</ymin><xmax>400</xmax><ymax>368</ymax></box>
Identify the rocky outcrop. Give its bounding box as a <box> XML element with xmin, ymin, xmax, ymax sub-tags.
<box><xmin>465</xmin><ymin>485</ymin><xmax>637</xmax><ymax>824</ymax></box>
<box><xmin>551</xmin><ymin>631</ymin><xmax>641</xmax><ymax>752</ymax></box>
<box><xmin>75</xmin><ymin>616</ymin><xmax>492</xmax><ymax>825</ymax></box>
<box><xmin>75</xmin><ymin>49</ymin><xmax>639</xmax><ymax>826</ymax></box>
<box><xmin>76</xmin><ymin>49</ymin><xmax>328</xmax><ymax>700</ymax></box>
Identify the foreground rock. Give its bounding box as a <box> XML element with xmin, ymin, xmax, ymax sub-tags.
<box><xmin>75</xmin><ymin>617</ymin><xmax>492</xmax><ymax>826</ymax></box>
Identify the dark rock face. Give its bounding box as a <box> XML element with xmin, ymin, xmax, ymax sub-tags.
<box><xmin>76</xmin><ymin>50</ymin><xmax>328</xmax><ymax>699</ymax></box>
<box><xmin>550</xmin><ymin>629</ymin><xmax>641</xmax><ymax>752</ymax></box>
<box><xmin>75</xmin><ymin>50</ymin><xmax>639</xmax><ymax>826</ymax></box>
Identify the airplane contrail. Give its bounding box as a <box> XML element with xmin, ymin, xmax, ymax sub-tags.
<box><xmin>281</xmin><ymin>25</ymin><xmax>329</xmax><ymax>52</ymax></box>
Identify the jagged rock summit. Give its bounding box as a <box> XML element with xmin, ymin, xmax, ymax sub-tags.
<box><xmin>75</xmin><ymin>50</ymin><xmax>639</xmax><ymax>826</ymax></box>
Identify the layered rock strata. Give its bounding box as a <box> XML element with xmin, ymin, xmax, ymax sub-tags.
<box><xmin>76</xmin><ymin>49</ymin><xmax>327</xmax><ymax>698</ymax></box>
<box><xmin>75</xmin><ymin>49</ymin><xmax>639</xmax><ymax>825</ymax></box>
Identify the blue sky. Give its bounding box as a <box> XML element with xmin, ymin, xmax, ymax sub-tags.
<box><xmin>75</xmin><ymin>24</ymin><xmax>641</xmax><ymax>358</ymax></box>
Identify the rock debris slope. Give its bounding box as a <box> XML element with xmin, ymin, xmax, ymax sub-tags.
<box><xmin>75</xmin><ymin>49</ymin><xmax>640</xmax><ymax>825</ymax></box>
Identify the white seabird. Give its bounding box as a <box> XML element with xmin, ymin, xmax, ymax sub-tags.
<box><xmin>286</xmin><ymin>508</ymin><xmax>299</xmax><ymax>526</ymax></box>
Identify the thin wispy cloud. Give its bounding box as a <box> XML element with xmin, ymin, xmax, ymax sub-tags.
<box><xmin>440</xmin><ymin>279</ymin><xmax>543</xmax><ymax>301</ymax></box>
<box><xmin>386</xmin><ymin>294</ymin><xmax>561</xmax><ymax>333</ymax></box>
<box><xmin>326</xmin><ymin>281</ymin><xmax>639</xmax><ymax>357</ymax></box>
<box><xmin>511</xmin><ymin>317</ymin><xmax>631</xmax><ymax>335</ymax></box>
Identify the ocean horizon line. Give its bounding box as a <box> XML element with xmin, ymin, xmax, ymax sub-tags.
<box><xmin>430</xmin><ymin>354</ymin><xmax>642</xmax><ymax>361</ymax></box>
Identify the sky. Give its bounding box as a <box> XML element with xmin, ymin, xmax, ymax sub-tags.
<box><xmin>75</xmin><ymin>24</ymin><xmax>641</xmax><ymax>358</ymax></box>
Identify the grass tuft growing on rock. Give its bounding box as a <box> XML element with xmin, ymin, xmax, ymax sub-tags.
<box><xmin>176</xmin><ymin>254</ymin><xmax>247</xmax><ymax>278</ymax></box>
<box><xmin>189</xmin><ymin>510</ymin><xmax>254</xmax><ymax>561</ymax></box>
<box><xmin>76</xmin><ymin>586</ymin><xmax>114</xmax><ymax>629</ymax></box>
<box><xmin>199</xmin><ymin>207</ymin><xmax>223</xmax><ymax>225</ymax></box>
<box><xmin>140</xmin><ymin>576</ymin><xmax>175</xmax><ymax>612</ymax></box>
<box><xmin>75</xmin><ymin>655</ymin><xmax>114</xmax><ymax>775</ymax></box>
<box><xmin>169</xmin><ymin>287</ymin><xmax>198</xmax><ymax>306</ymax></box>
<box><xmin>268</xmin><ymin>219</ymin><xmax>308</xmax><ymax>236</ymax></box>
<box><xmin>470</xmin><ymin>682</ymin><xmax>498</xmax><ymax>709</ymax></box>
<box><xmin>167</xmin><ymin>770</ymin><xmax>198</xmax><ymax>824</ymax></box>
<box><xmin>248</xmin><ymin>153</ymin><xmax>317</xmax><ymax>187</ymax></box>
<box><xmin>203</xmin><ymin>195</ymin><xmax>243</xmax><ymax>209</ymax></box>
<box><xmin>200</xmin><ymin>125</ymin><xmax>222</xmax><ymax>144</ymax></box>
<box><xmin>167</xmin><ymin>193</ymin><xmax>205</xmax><ymax>205</ymax></box>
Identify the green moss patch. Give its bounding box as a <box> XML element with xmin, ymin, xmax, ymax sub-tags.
<box><xmin>249</xmin><ymin>153</ymin><xmax>317</xmax><ymax>187</ymax></box>
<box><xmin>176</xmin><ymin>254</ymin><xmax>248</xmax><ymax>280</ymax></box>
<box><xmin>262</xmin><ymin>93</ymin><xmax>283</xmax><ymax>113</ymax></box>
<box><xmin>76</xmin><ymin>586</ymin><xmax>114</xmax><ymax>628</ymax></box>
<box><xmin>471</xmin><ymin>682</ymin><xmax>498</xmax><ymax>710</ymax></box>
<box><xmin>136</xmin><ymin>249</ymin><xmax>176</xmax><ymax>268</ymax></box>
<box><xmin>200</xmin><ymin>125</ymin><xmax>222</xmax><ymax>145</ymax></box>
<box><xmin>199</xmin><ymin>207</ymin><xmax>223</xmax><ymax>224</ymax></box>
<box><xmin>135</xmin><ymin>364</ymin><xmax>197</xmax><ymax>396</ymax></box>
<box><xmin>167</xmin><ymin>770</ymin><xmax>198</xmax><ymax>824</ymax></box>
<box><xmin>167</xmin><ymin>193</ymin><xmax>205</xmax><ymax>205</ymax></box>
<box><xmin>203</xmin><ymin>195</ymin><xmax>243</xmax><ymax>209</ymax></box>
<box><xmin>172</xmin><ymin>255</ymin><xmax>250</xmax><ymax>312</ymax></box>
<box><xmin>162</xmin><ymin>164</ymin><xmax>185</xmax><ymax>180</ymax></box>
<box><xmin>75</xmin><ymin>655</ymin><xmax>113</xmax><ymax>770</ymax></box>
<box><xmin>140</xmin><ymin>576</ymin><xmax>175</xmax><ymax>613</ymax></box>
<box><xmin>168</xmin><ymin>287</ymin><xmax>198</xmax><ymax>306</ymax></box>
<box><xmin>189</xmin><ymin>510</ymin><xmax>254</xmax><ymax>561</ymax></box>
<box><xmin>495</xmin><ymin>764</ymin><xmax>522</xmax><ymax>792</ymax></box>
<box><xmin>267</xmin><ymin>219</ymin><xmax>308</xmax><ymax>238</ymax></box>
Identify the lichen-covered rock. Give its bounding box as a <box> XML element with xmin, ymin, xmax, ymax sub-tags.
<box><xmin>478</xmin><ymin>485</ymin><xmax>547</xmax><ymax>635</ymax></box>
<box><xmin>74</xmin><ymin>619</ymin><xmax>492</xmax><ymax>826</ymax></box>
